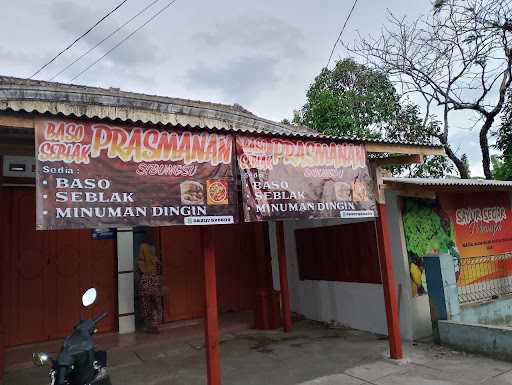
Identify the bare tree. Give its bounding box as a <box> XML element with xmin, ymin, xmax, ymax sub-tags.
<box><xmin>351</xmin><ymin>0</ymin><xmax>512</xmax><ymax>179</ymax></box>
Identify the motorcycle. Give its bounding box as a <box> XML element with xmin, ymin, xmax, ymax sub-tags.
<box><xmin>32</xmin><ymin>288</ymin><xmax>112</xmax><ymax>385</ymax></box>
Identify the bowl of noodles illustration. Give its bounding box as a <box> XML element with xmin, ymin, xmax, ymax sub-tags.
<box><xmin>180</xmin><ymin>181</ymin><xmax>204</xmax><ymax>205</ymax></box>
<box><xmin>334</xmin><ymin>182</ymin><xmax>352</xmax><ymax>201</ymax></box>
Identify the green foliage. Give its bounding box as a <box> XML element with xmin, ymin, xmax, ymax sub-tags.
<box><xmin>495</xmin><ymin>90</ymin><xmax>512</xmax><ymax>180</ymax></box>
<box><xmin>385</xmin><ymin>103</ymin><xmax>454</xmax><ymax>177</ymax></box>
<box><xmin>392</xmin><ymin>156</ymin><xmax>454</xmax><ymax>178</ymax></box>
<box><xmin>402</xmin><ymin>200</ymin><xmax>453</xmax><ymax>257</ymax></box>
<box><xmin>491</xmin><ymin>154</ymin><xmax>512</xmax><ymax>180</ymax></box>
<box><xmin>293</xmin><ymin>58</ymin><xmax>397</xmax><ymax>139</ymax></box>
<box><xmin>292</xmin><ymin>58</ymin><xmax>455</xmax><ymax>177</ymax></box>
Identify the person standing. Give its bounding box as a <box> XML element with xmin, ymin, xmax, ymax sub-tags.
<box><xmin>137</xmin><ymin>230</ymin><xmax>163</xmax><ymax>334</ymax></box>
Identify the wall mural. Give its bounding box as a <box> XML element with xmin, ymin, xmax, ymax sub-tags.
<box><xmin>402</xmin><ymin>193</ymin><xmax>512</xmax><ymax>297</ymax></box>
<box><xmin>401</xmin><ymin>198</ymin><xmax>460</xmax><ymax>297</ymax></box>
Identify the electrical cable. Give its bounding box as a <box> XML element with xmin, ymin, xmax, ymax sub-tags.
<box><xmin>29</xmin><ymin>0</ymin><xmax>130</xmax><ymax>79</ymax></box>
<box><xmin>70</xmin><ymin>0</ymin><xmax>178</xmax><ymax>82</ymax></box>
<box><xmin>326</xmin><ymin>0</ymin><xmax>359</xmax><ymax>69</ymax></box>
<box><xmin>49</xmin><ymin>0</ymin><xmax>162</xmax><ymax>81</ymax></box>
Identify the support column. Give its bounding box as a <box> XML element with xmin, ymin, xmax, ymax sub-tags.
<box><xmin>0</xmin><ymin>325</ymin><xmax>4</xmax><ymax>381</ymax></box>
<box><xmin>202</xmin><ymin>227</ymin><xmax>221</xmax><ymax>385</ymax></box>
<box><xmin>276</xmin><ymin>221</ymin><xmax>292</xmax><ymax>333</ymax></box>
<box><xmin>376</xmin><ymin>203</ymin><xmax>403</xmax><ymax>359</ymax></box>
<box><xmin>424</xmin><ymin>253</ymin><xmax>460</xmax><ymax>343</ymax></box>
<box><xmin>117</xmin><ymin>228</ymin><xmax>136</xmax><ymax>334</ymax></box>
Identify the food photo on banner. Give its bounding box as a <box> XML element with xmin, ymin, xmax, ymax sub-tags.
<box><xmin>236</xmin><ymin>135</ymin><xmax>377</xmax><ymax>222</ymax></box>
<box><xmin>35</xmin><ymin>118</ymin><xmax>238</xmax><ymax>230</ymax></box>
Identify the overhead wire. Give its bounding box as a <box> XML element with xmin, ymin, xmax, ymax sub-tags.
<box><xmin>326</xmin><ymin>0</ymin><xmax>359</xmax><ymax>69</ymax></box>
<box><xmin>70</xmin><ymin>0</ymin><xmax>179</xmax><ymax>82</ymax></box>
<box><xmin>49</xmin><ymin>0</ymin><xmax>162</xmax><ymax>82</ymax></box>
<box><xmin>28</xmin><ymin>0</ymin><xmax>130</xmax><ymax>79</ymax></box>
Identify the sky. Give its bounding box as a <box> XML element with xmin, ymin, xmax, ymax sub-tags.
<box><xmin>0</xmin><ymin>0</ymin><xmax>498</xmax><ymax>177</ymax></box>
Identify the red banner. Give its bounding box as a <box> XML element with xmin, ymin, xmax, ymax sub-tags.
<box><xmin>35</xmin><ymin>118</ymin><xmax>238</xmax><ymax>229</ymax></box>
<box><xmin>440</xmin><ymin>192</ymin><xmax>512</xmax><ymax>258</ymax></box>
<box><xmin>439</xmin><ymin>192</ymin><xmax>512</xmax><ymax>286</ymax></box>
<box><xmin>236</xmin><ymin>135</ymin><xmax>377</xmax><ymax>222</ymax></box>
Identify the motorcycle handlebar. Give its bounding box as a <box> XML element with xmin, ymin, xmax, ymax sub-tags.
<box><xmin>92</xmin><ymin>312</ymin><xmax>108</xmax><ymax>325</ymax></box>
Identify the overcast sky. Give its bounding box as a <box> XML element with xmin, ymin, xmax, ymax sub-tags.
<box><xmin>0</xmin><ymin>0</ymin><xmax>494</xmax><ymax>176</ymax></box>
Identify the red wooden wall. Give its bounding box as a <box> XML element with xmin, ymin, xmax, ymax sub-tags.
<box><xmin>160</xmin><ymin>223</ymin><xmax>272</xmax><ymax>322</ymax></box>
<box><xmin>0</xmin><ymin>188</ymin><xmax>117</xmax><ymax>347</ymax></box>
<box><xmin>295</xmin><ymin>221</ymin><xmax>382</xmax><ymax>284</ymax></box>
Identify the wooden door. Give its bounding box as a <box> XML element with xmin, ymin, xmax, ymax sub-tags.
<box><xmin>160</xmin><ymin>227</ymin><xmax>205</xmax><ymax>321</ymax></box>
<box><xmin>0</xmin><ymin>188</ymin><xmax>116</xmax><ymax>347</ymax></box>
<box><xmin>46</xmin><ymin>230</ymin><xmax>117</xmax><ymax>338</ymax></box>
<box><xmin>160</xmin><ymin>223</ymin><xmax>272</xmax><ymax>322</ymax></box>
<box><xmin>1</xmin><ymin>189</ymin><xmax>50</xmax><ymax>346</ymax></box>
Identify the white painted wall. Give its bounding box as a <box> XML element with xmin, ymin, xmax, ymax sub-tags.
<box><xmin>385</xmin><ymin>190</ymin><xmax>432</xmax><ymax>340</ymax></box>
<box><xmin>269</xmin><ymin>219</ymin><xmax>389</xmax><ymax>335</ymax></box>
<box><xmin>117</xmin><ymin>228</ymin><xmax>135</xmax><ymax>334</ymax></box>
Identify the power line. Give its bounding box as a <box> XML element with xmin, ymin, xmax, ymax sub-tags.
<box><xmin>28</xmin><ymin>0</ymin><xmax>130</xmax><ymax>79</ymax></box>
<box><xmin>49</xmin><ymin>0</ymin><xmax>162</xmax><ymax>82</ymax></box>
<box><xmin>70</xmin><ymin>0</ymin><xmax>178</xmax><ymax>82</ymax></box>
<box><xmin>326</xmin><ymin>0</ymin><xmax>359</xmax><ymax>69</ymax></box>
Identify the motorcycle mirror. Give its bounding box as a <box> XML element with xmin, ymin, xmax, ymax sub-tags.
<box><xmin>82</xmin><ymin>288</ymin><xmax>97</xmax><ymax>307</ymax></box>
<box><xmin>32</xmin><ymin>352</ymin><xmax>50</xmax><ymax>367</ymax></box>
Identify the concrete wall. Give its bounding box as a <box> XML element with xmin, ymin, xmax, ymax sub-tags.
<box><xmin>459</xmin><ymin>296</ymin><xmax>512</xmax><ymax>326</ymax></box>
<box><xmin>268</xmin><ymin>192</ymin><xmax>434</xmax><ymax>340</ymax></box>
<box><xmin>269</xmin><ymin>219</ymin><xmax>389</xmax><ymax>335</ymax></box>
<box><xmin>439</xmin><ymin>320</ymin><xmax>512</xmax><ymax>361</ymax></box>
<box><xmin>385</xmin><ymin>190</ymin><xmax>432</xmax><ymax>341</ymax></box>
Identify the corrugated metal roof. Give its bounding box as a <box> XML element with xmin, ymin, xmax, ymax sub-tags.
<box><xmin>384</xmin><ymin>177</ymin><xmax>512</xmax><ymax>191</ymax></box>
<box><xmin>0</xmin><ymin>75</ymin><xmax>443</xmax><ymax>150</ymax></box>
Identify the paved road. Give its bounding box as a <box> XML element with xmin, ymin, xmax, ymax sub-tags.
<box><xmin>4</xmin><ymin>321</ymin><xmax>512</xmax><ymax>385</ymax></box>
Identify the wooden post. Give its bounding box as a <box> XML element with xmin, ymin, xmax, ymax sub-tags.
<box><xmin>376</xmin><ymin>203</ymin><xmax>403</xmax><ymax>359</ymax></box>
<box><xmin>0</xmin><ymin>325</ymin><xmax>4</xmax><ymax>381</ymax></box>
<box><xmin>276</xmin><ymin>221</ymin><xmax>292</xmax><ymax>333</ymax></box>
<box><xmin>202</xmin><ymin>227</ymin><xmax>221</xmax><ymax>385</ymax></box>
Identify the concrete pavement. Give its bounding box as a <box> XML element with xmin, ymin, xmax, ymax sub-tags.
<box><xmin>3</xmin><ymin>320</ymin><xmax>512</xmax><ymax>385</ymax></box>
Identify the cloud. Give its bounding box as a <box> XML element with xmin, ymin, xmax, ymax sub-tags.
<box><xmin>0</xmin><ymin>45</ymin><xmax>51</xmax><ymax>77</ymax></box>
<box><xmin>185</xmin><ymin>13</ymin><xmax>305</xmax><ymax>104</ymax></box>
<box><xmin>49</xmin><ymin>0</ymin><xmax>161</xmax><ymax>76</ymax></box>
<box><xmin>50</xmin><ymin>1</ymin><xmax>106</xmax><ymax>44</ymax></box>
<box><xmin>194</xmin><ymin>13</ymin><xmax>305</xmax><ymax>59</ymax></box>
<box><xmin>185</xmin><ymin>56</ymin><xmax>279</xmax><ymax>105</ymax></box>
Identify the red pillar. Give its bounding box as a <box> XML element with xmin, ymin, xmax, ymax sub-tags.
<box><xmin>376</xmin><ymin>203</ymin><xmax>403</xmax><ymax>359</ymax></box>
<box><xmin>276</xmin><ymin>221</ymin><xmax>292</xmax><ymax>333</ymax></box>
<box><xmin>202</xmin><ymin>227</ymin><xmax>221</xmax><ymax>385</ymax></box>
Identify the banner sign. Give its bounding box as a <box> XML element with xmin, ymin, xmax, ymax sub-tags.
<box><xmin>35</xmin><ymin>118</ymin><xmax>238</xmax><ymax>230</ymax></box>
<box><xmin>403</xmin><ymin>194</ymin><xmax>512</xmax><ymax>292</ymax></box>
<box><xmin>236</xmin><ymin>135</ymin><xmax>376</xmax><ymax>222</ymax></box>
<box><xmin>440</xmin><ymin>192</ymin><xmax>512</xmax><ymax>258</ymax></box>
